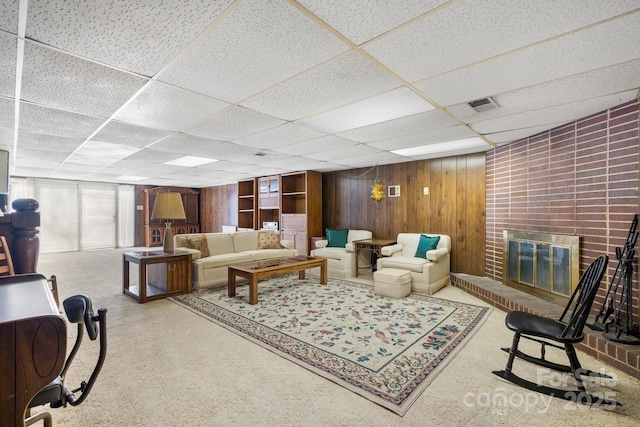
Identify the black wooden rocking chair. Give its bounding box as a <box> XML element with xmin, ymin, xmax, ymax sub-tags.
<box><xmin>493</xmin><ymin>254</ymin><xmax>620</xmax><ymax>407</ymax></box>
<box><xmin>25</xmin><ymin>294</ymin><xmax>108</xmax><ymax>426</ymax></box>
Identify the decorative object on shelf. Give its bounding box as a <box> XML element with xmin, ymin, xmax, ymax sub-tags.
<box><xmin>151</xmin><ymin>192</ymin><xmax>186</xmax><ymax>252</ymax></box>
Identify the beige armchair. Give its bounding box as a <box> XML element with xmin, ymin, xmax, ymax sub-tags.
<box><xmin>376</xmin><ymin>233</ymin><xmax>451</xmax><ymax>295</ymax></box>
<box><xmin>310</xmin><ymin>229</ymin><xmax>373</xmax><ymax>278</ymax></box>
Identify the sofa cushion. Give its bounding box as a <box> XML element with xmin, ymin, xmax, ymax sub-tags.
<box><xmin>248</xmin><ymin>248</ymin><xmax>296</xmax><ymax>260</ymax></box>
<box><xmin>414</xmin><ymin>235</ymin><xmax>440</xmax><ymax>259</ymax></box>
<box><xmin>185</xmin><ymin>234</ymin><xmax>210</xmax><ymax>257</ymax></box>
<box><xmin>311</xmin><ymin>247</ymin><xmax>348</xmax><ymax>260</ymax></box>
<box><xmin>232</xmin><ymin>231</ymin><xmax>259</xmax><ymax>253</ymax></box>
<box><xmin>206</xmin><ymin>233</ymin><xmax>235</xmax><ymax>256</ymax></box>
<box><xmin>379</xmin><ymin>256</ymin><xmax>429</xmax><ymax>273</ymax></box>
<box><xmin>195</xmin><ymin>253</ymin><xmax>253</xmax><ymax>269</ymax></box>
<box><xmin>326</xmin><ymin>228</ymin><xmax>348</xmax><ymax>248</ymax></box>
<box><xmin>258</xmin><ymin>230</ymin><xmax>281</xmax><ymax>249</ymax></box>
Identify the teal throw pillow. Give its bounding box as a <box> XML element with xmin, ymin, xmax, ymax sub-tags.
<box><xmin>415</xmin><ymin>235</ymin><xmax>440</xmax><ymax>259</ymax></box>
<box><xmin>326</xmin><ymin>228</ymin><xmax>348</xmax><ymax>248</ymax></box>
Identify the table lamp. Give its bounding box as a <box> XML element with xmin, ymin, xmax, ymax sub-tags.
<box><xmin>151</xmin><ymin>192</ymin><xmax>186</xmax><ymax>252</ymax></box>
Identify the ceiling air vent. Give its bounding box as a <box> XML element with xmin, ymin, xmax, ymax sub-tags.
<box><xmin>468</xmin><ymin>97</ymin><xmax>500</xmax><ymax>112</ymax></box>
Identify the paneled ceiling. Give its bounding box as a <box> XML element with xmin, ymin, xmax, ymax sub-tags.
<box><xmin>1</xmin><ymin>0</ymin><xmax>638</xmax><ymax>187</ymax></box>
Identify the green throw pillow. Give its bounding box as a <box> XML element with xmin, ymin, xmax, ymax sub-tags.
<box><xmin>415</xmin><ymin>235</ymin><xmax>440</xmax><ymax>259</ymax></box>
<box><xmin>326</xmin><ymin>228</ymin><xmax>348</xmax><ymax>248</ymax></box>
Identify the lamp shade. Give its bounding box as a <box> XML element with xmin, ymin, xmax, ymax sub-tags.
<box><xmin>151</xmin><ymin>192</ymin><xmax>186</xmax><ymax>220</ymax></box>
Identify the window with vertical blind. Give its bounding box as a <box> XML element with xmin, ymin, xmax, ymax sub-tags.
<box><xmin>9</xmin><ymin>178</ymin><xmax>134</xmax><ymax>253</ymax></box>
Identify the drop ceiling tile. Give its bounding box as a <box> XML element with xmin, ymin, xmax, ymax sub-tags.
<box><xmin>415</xmin><ymin>12</ymin><xmax>640</xmax><ymax>106</ymax></box>
<box><xmin>90</xmin><ymin>120</ymin><xmax>173</xmax><ymax>148</ymax></box>
<box><xmin>0</xmin><ymin>128</ymin><xmax>12</xmax><ymax>146</ymax></box>
<box><xmin>148</xmin><ymin>133</ymin><xmax>223</xmax><ymax>155</ymax></box>
<box><xmin>25</xmin><ymin>0</ymin><xmax>235</xmax><ymax>76</ymax></box>
<box><xmin>446</xmin><ymin>59</ymin><xmax>640</xmax><ymax>122</ymax></box>
<box><xmin>406</xmin><ymin>144</ymin><xmax>491</xmax><ymax>161</ymax></box>
<box><xmin>120</xmin><ymin>148</ymin><xmax>181</xmax><ymax>163</ymax></box>
<box><xmin>484</xmin><ymin>123</ymin><xmax>566</xmax><ymax>144</ymax></box>
<box><xmin>19</xmin><ymin>102</ymin><xmax>106</xmax><ymax>139</ymax></box>
<box><xmin>64</xmin><ymin>153</ymin><xmax>117</xmax><ymax>167</ymax></box>
<box><xmin>471</xmin><ymin>90</ymin><xmax>639</xmax><ymax>134</ymax></box>
<box><xmin>53</xmin><ymin>162</ymin><xmax>104</xmax><ymax>173</ymax></box>
<box><xmin>241</xmin><ymin>51</ymin><xmax>402</xmax><ymax>121</ymax></box>
<box><xmin>14</xmin><ymin>157</ymin><xmax>62</xmax><ymax>170</ymax></box>
<box><xmin>364</xmin><ymin>0</ymin><xmax>638</xmax><ymax>82</ymax></box>
<box><xmin>12</xmin><ymin>166</ymin><xmax>53</xmax><ymax>178</ymax></box>
<box><xmin>368</xmin><ymin>125</ymin><xmax>477</xmax><ymax>151</ymax></box>
<box><xmin>0</xmin><ymin>98</ymin><xmax>14</xmax><ymax>128</ymax></box>
<box><xmin>329</xmin><ymin>150</ymin><xmax>404</xmax><ymax>167</ymax></box>
<box><xmin>16</xmin><ymin>130</ymin><xmax>83</xmax><ymax>153</ymax></box>
<box><xmin>0</xmin><ymin>0</ymin><xmax>18</xmax><ymax>33</ymax></box>
<box><xmin>296</xmin><ymin>87</ymin><xmax>435</xmax><ymax>133</ymax></box>
<box><xmin>21</xmin><ymin>42</ymin><xmax>148</xmax><ymax>117</ymax></box>
<box><xmin>112</xmin><ymin>81</ymin><xmax>229</xmax><ymax>131</ymax></box>
<box><xmin>158</xmin><ymin>0</ymin><xmax>349</xmax><ymax>103</ymax></box>
<box><xmin>305</xmin><ymin>143</ymin><xmax>381</xmax><ymax>161</ymax></box>
<box><xmin>0</xmin><ymin>32</ymin><xmax>16</xmax><ymax>97</ymax></box>
<box><xmin>297</xmin><ymin>0</ymin><xmax>447</xmax><ymax>45</ymax></box>
<box><xmin>272</xmin><ymin>135</ymin><xmax>358</xmax><ymax>156</ymax></box>
<box><xmin>338</xmin><ymin>109</ymin><xmax>459</xmax><ymax>143</ymax></box>
<box><xmin>184</xmin><ymin>106</ymin><xmax>285</xmax><ymax>141</ymax></box>
<box><xmin>13</xmin><ymin>147</ymin><xmax>70</xmax><ymax>162</ymax></box>
<box><xmin>73</xmin><ymin>141</ymin><xmax>139</xmax><ymax>160</ymax></box>
<box><xmin>233</xmin><ymin>123</ymin><xmax>326</xmax><ymax>149</ymax></box>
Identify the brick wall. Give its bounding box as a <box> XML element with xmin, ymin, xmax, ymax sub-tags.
<box><xmin>486</xmin><ymin>99</ymin><xmax>639</xmax><ymax>319</ymax></box>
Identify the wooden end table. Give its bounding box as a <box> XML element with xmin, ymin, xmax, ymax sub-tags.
<box><xmin>353</xmin><ymin>238</ymin><xmax>397</xmax><ymax>277</ymax></box>
<box><xmin>228</xmin><ymin>256</ymin><xmax>327</xmax><ymax>305</ymax></box>
<box><xmin>123</xmin><ymin>250</ymin><xmax>192</xmax><ymax>303</ymax></box>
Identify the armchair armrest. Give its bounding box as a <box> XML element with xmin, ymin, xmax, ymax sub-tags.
<box><xmin>381</xmin><ymin>244</ymin><xmax>403</xmax><ymax>257</ymax></box>
<box><xmin>426</xmin><ymin>248</ymin><xmax>448</xmax><ymax>262</ymax></box>
<box><xmin>315</xmin><ymin>239</ymin><xmax>328</xmax><ymax>249</ymax></box>
<box><xmin>280</xmin><ymin>240</ymin><xmax>294</xmax><ymax>249</ymax></box>
<box><xmin>344</xmin><ymin>242</ymin><xmax>356</xmax><ymax>252</ymax></box>
<box><xmin>176</xmin><ymin>247</ymin><xmax>201</xmax><ymax>260</ymax></box>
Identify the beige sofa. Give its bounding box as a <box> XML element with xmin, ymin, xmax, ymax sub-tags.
<box><xmin>377</xmin><ymin>233</ymin><xmax>451</xmax><ymax>295</ymax></box>
<box><xmin>174</xmin><ymin>230</ymin><xmax>296</xmax><ymax>291</ymax></box>
<box><xmin>310</xmin><ymin>229</ymin><xmax>373</xmax><ymax>278</ymax></box>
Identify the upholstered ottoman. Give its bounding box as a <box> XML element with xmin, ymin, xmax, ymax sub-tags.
<box><xmin>374</xmin><ymin>268</ymin><xmax>411</xmax><ymax>299</ymax></box>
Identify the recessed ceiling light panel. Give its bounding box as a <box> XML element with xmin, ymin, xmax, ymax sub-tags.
<box><xmin>164</xmin><ymin>155</ymin><xmax>218</xmax><ymax>167</ymax></box>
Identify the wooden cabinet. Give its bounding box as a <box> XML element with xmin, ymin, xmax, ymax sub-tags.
<box><xmin>123</xmin><ymin>251</ymin><xmax>192</xmax><ymax>303</ymax></box>
<box><xmin>144</xmin><ymin>187</ymin><xmax>200</xmax><ymax>247</ymax></box>
<box><xmin>258</xmin><ymin>175</ymin><xmax>280</xmax><ymax>228</ymax></box>
<box><xmin>237</xmin><ymin>178</ymin><xmax>257</xmax><ymax>231</ymax></box>
<box><xmin>280</xmin><ymin>171</ymin><xmax>322</xmax><ymax>255</ymax></box>
<box><xmin>237</xmin><ymin>171</ymin><xmax>321</xmax><ymax>254</ymax></box>
<box><xmin>258</xmin><ymin>175</ymin><xmax>279</xmax><ymax>208</ymax></box>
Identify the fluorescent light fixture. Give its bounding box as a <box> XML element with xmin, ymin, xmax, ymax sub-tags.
<box><xmin>164</xmin><ymin>155</ymin><xmax>218</xmax><ymax>167</ymax></box>
<box><xmin>391</xmin><ymin>137</ymin><xmax>487</xmax><ymax>157</ymax></box>
<box><xmin>118</xmin><ymin>175</ymin><xmax>148</xmax><ymax>181</ymax></box>
<box><xmin>297</xmin><ymin>88</ymin><xmax>435</xmax><ymax>134</ymax></box>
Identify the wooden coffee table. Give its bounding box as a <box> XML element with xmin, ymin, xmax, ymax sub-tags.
<box><xmin>228</xmin><ymin>256</ymin><xmax>327</xmax><ymax>305</ymax></box>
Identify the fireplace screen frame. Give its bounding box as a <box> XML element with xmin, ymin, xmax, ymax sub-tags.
<box><xmin>503</xmin><ymin>230</ymin><xmax>580</xmax><ymax>305</ymax></box>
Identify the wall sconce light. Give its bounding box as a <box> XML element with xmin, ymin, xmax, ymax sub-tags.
<box><xmin>371</xmin><ymin>177</ymin><xmax>385</xmax><ymax>204</ymax></box>
<box><xmin>151</xmin><ymin>192</ymin><xmax>186</xmax><ymax>252</ymax></box>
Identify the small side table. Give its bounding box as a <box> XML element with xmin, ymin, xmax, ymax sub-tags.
<box><xmin>123</xmin><ymin>250</ymin><xmax>192</xmax><ymax>303</ymax></box>
<box><xmin>353</xmin><ymin>238</ymin><xmax>397</xmax><ymax>277</ymax></box>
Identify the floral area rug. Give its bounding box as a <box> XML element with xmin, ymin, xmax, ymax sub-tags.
<box><xmin>170</xmin><ymin>274</ymin><xmax>490</xmax><ymax>416</ymax></box>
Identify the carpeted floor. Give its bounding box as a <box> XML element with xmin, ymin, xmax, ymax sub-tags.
<box><xmin>170</xmin><ymin>275</ymin><xmax>490</xmax><ymax>415</ymax></box>
<box><xmin>30</xmin><ymin>248</ymin><xmax>640</xmax><ymax>426</ymax></box>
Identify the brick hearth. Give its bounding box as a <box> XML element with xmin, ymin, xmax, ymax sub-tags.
<box><xmin>451</xmin><ymin>273</ymin><xmax>640</xmax><ymax>379</ymax></box>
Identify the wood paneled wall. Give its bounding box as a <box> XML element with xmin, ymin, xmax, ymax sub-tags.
<box><xmin>322</xmin><ymin>153</ymin><xmax>486</xmax><ymax>276</ymax></box>
<box><xmin>199</xmin><ymin>184</ymin><xmax>237</xmax><ymax>233</ymax></box>
<box><xmin>154</xmin><ymin>155</ymin><xmax>486</xmax><ymax>276</ymax></box>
